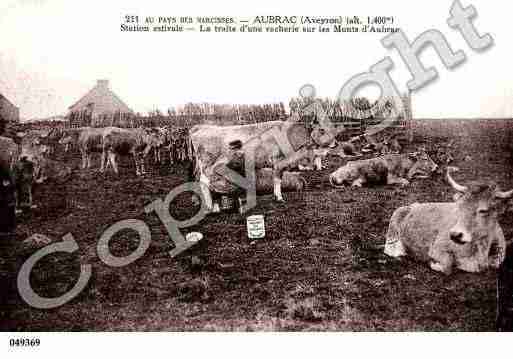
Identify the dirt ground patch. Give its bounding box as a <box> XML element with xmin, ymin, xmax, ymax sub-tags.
<box><xmin>3</xmin><ymin>119</ymin><xmax>512</xmax><ymax>331</ymax></box>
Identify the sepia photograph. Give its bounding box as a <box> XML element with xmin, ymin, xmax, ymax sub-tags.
<box><xmin>1</xmin><ymin>0</ymin><xmax>513</xmax><ymax>356</ymax></box>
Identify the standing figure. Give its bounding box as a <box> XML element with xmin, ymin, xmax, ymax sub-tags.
<box><xmin>0</xmin><ymin>166</ymin><xmax>16</xmax><ymax>234</ymax></box>
<box><xmin>13</xmin><ymin>156</ymin><xmax>35</xmax><ymax>212</ymax></box>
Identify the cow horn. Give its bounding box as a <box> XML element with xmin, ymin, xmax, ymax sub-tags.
<box><xmin>446</xmin><ymin>167</ymin><xmax>467</xmax><ymax>192</ymax></box>
<box><xmin>495</xmin><ymin>189</ymin><xmax>513</xmax><ymax>199</ymax></box>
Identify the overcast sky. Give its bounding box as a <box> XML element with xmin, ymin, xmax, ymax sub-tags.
<box><xmin>0</xmin><ymin>0</ymin><xmax>511</xmax><ymax>120</ymax></box>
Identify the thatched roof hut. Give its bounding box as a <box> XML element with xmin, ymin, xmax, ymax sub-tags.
<box><xmin>67</xmin><ymin>80</ymin><xmax>134</xmax><ymax>127</ymax></box>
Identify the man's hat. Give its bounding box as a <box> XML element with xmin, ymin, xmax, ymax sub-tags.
<box><xmin>228</xmin><ymin>139</ymin><xmax>243</xmax><ymax>150</ymax></box>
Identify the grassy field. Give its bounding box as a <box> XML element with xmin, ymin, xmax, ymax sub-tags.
<box><xmin>3</xmin><ymin>118</ymin><xmax>513</xmax><ymax>331</ymax></box>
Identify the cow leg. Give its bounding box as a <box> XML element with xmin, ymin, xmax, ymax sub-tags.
<box><xmin>384</xmin><ymin>206</ymin><xmax>411</xmax><ymax>258</ymax></box>
<box><xmin>314</xmin><ymin>156</ymin><xmax>323</xmax><ymax>171</ymax></box>
<box><xmin>384</xmin><ymin>233</ymin><xmax>406</xmax><ymax>258</ymax></box>
<box><xmin>429</xmin><ymin>250</ymin><xmax>454</xmax><ymax>275</ymax></box>
<box><xmin>29</xmin><ymin>189</ymin><xmax>38</xmax><ymax>209</ymax></box>
<box><xmin>136</xmin><ymin>153</ymin><xmax>141</xmax><ymax>175</ymax></box>
<box><xmin>109</xmin><ymin>151</ymin><xmax>119</xmax><ymax>174</ymax></box>
<box><xmin>273</xmin><ymin>175</ymin><xmax>284</xmax><ymax>202</ymax></box>
<box><xmin>212</xmin><ymin>202</ymin><xmax>220</xmax><ymax>213</ymax></box>
<box><xmin>15</xmin><ymin>189</ymin><xmax>21</xmax><ymax>214</ymax></box>
<box><xmin>429</xmin><ymin>262</ymin><xmax>452</xmax><ymax>275</ymax></box>
<box><xmin>88</xmin><ymin>152</ymin><xmax>94</xmax><ymax>169</ymax></box>
<box><xmin>132</xmin><ymin>152</ymin><xmax>139</xmax><ymax>176</ymax></box>
<box><xmin>200</xmin><ymin>184</ymin><xmax>213</xmax><ymax>211</ymax></box>
<box><xmin>100</xmin><ymin>150</ymin><xmax>106</xmax><ymax>172</ymax></box>
<box><xmin>238</xmin><ymin>197</ymin><xmax>246</xmax><ymax>214</ymax></box>
<box><xmin>272</xmin><ymin>157</ymin><xmax>285</xmax><ymax>202</ymax></box>
<box><xmin>140</xmin><ymin>152</ymin><xmax>147</xmax><ymax>175</ymax></box>
<box><xmin>81</xmin><ymin>150</ymin><xmax>87</xmax><ymax>169</ymax></box>
<box><xmin>133</xmin><ymin>152</ymin><xmax>141</xmax><ymax>176</ymax></box>
<box><xmin>34</xmin><ymin>164</ymin><xmax>41</xmax><ymax>182</ymax></box>
<box><xmin>351</xmin><ymin>177</ymin><xmax>365</xmax><ymax>188</ymax></box>
<box><xmin>28</xmin><ymin>186</ymin><xmax>34</xmax><ymax>208</ymax></box>
<box><xmin>430</xmin><ymin>258</ymin><xmax>454</xmax><ymax>275</ymax></box>
<box><xmin>198</xmin><ymin>173</ymin><xmax>215</xmax><ymax>212</ymax></box>
<box><xmin>104</xmin><ymin>151</ymin><xmax>112</xmax><ymax>171</ymax></box>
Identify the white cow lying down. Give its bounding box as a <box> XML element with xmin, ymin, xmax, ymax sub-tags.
<box><xmin>384</xmin><ymin>167</ymin><xmax>512</xmax><ymax>275</ymax></box>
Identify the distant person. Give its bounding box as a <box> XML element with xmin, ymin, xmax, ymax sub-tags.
<box><xmin>0</xmin><ymin>166</ymin><xmax>16</xmax><ymax>235</ymax></box>
<box><xmin>13</xmin><ymin>156</ymin><xmax>35</xmax><ymax>211</ymax></box>
<box><xmin>0</xmin><ymin>114</ymin><xmax>6</xmax><ymax>137</ymax></box>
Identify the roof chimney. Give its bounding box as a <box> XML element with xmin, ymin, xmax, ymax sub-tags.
<box><xmin>97</xmin><ymin>79</ymin><xmax>109</xmax><ymax>89</ymax></box>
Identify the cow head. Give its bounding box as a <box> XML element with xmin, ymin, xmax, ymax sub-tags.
<box><xmin>287</xmin><ymin>112</ymin><xmax>337</xmax><ymax>148</ymax></box>
<box><xmin>310</xmin><ymin>126</ymin><xmax>337</xmax><ymax>148</ymax></box>
<box><xmin>406</xmin><ymin>149</ymin><xmax>438</xmax><ymax>179</ymax></box>
<box><xmin>19</xmin><ymin>137</ymin><xmax>46</xmax><ymax>163</ymax></box>
<box><xmin>446</xmin><ymin>167</ymin><xmax>513</xmax><ymax>245</ymax></box>
<box><xmin>329</xmin><ymin>164</ymin><xmax>358</xmax><ymax>187</ymax></box>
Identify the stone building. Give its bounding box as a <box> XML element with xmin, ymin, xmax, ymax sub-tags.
<box><xmin>67</xmin><ymin>79</ymin><xmax>133</xmax><ymax>127</ymax></box>
<box><xmin>0</xmin><ymin>93</ymin><xmax>20</xmax><ymax>124</ymax></box>
<box><xmin>0</xmin><ymin>93</ymin><xmax>19</xmax><ymax>136</ymax></box>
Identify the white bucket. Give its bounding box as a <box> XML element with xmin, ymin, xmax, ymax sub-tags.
<box><xmin>186</xmin><ymin>232</ymin><xmax>203</xmax><ymax>243</ymax></box>
<box><xmin>247</xmin><ymin>214</ymin><xmax>265</xmax><ymax>239</ymax></box>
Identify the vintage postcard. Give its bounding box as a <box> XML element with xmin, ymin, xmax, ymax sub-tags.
<box><xmin>1</xmin><ymin>0</ymin><xmax>512</xmax><ymax>356</ymax></box>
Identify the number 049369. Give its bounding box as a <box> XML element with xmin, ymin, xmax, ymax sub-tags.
<box><xmin>9</xmin><ymin>338</ymin><xmax>41</xmax><ymax>347</ymax></box>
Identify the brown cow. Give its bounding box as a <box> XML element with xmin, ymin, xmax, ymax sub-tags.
<box><xmin>1</xmin><ymin>136</ymin><xmax>37</xmax><ymax>211</ymax></box>
<box><xmin>145</xmin><ymin>127</ymin><xmax>169</xmax><ymax>164</ymax></box>
<box><xmin>189</xmin><ymin>118</ymin><xmax>336</xmax><ymax>212</ymax></box>
<box><xmin>56</xmin><ymin>127</ymin><xmax>86</xmax><ymax>153</ymax></box>
<box><xmin>78</xmin><ymin>127</ymin><xmax>105</xmax><ymax>170</ymax></box>
<box><xmin>384</xmin><ymin>167</ymin><xmax>512</xmax><ymax>274</ymax></box>
<box><xmin>101</xmin><ymin>127</ymin><xmax>153</xmax><ymax>176</ymax></box>
<box><xmin>168</xmin><ymin>127</ymin><xmax>189</xmax><ymax>165</ymax></box>
<box><xmin>329</xmin><ymin>150</ymin><xmax>438</xmax><ymax>188</ymax></box>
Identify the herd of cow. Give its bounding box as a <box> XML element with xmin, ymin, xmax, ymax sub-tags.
<box><xmin>0</xmin><ymin>124</ymin><xmax>191</xmax><ymax>233</ymax></box>
<box><xmin>1</xmin><ymin>115</ymin><xmax>512</xmax><ymax>277</ymax></box>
